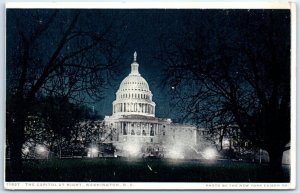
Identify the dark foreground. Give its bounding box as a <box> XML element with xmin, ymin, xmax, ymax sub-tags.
<box><xmin>6</xmin><ymin>158</ymin><xmax>290</xmax><ymax>182</ymax></box>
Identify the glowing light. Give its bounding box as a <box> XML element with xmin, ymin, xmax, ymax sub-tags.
<box><xmin>165</xmin><ymin>144</ymin><xmax>185</xmax><ymax>159</ymax></box>
<box><xmin>203</xmin><ymin>147</ymin><xmax>218</xmax><ymax>160</ymax></box>
<box><xmin>36</xmin><ymin>145</ymin><xmax>47</xmax><ymax>154</ymax></box>
<box><xmin>91</xmin><ymin>147</ymin><xmax>98</xmax><ymax>154</ymax></box>
<box><xmin>122</xmin><ymin>141</ymin><xmax>141</xmax><ymax>157</ymax></box>
<box><xmin>168</xmin><ymin>150</ymin><xmax>184</xmax><ymax>159</ymax></box>
<box><xmin>35</xmin><ymin>145</ymin><xmax>49</xmax><ymax>159</ymax></box>
<box><xmin>88</xmin><ymin>147</ymin><xmax>99</xmax><ymax>158</ymax></box>
<box><xmin>127</xmin><ymin>144</ymin><xmax>140</xmax><ymax>156</ymax></box>
<box><xmin>23</xmin><ymin>147</ymin><xmax>30</xmax><ymax>154</ymax></box>
<box><xmin>223</xmin><ymin>139</ymin><xmax>230</xmax><ymax>146</ymax></box>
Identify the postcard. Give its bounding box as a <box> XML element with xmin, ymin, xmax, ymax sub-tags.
<box><xmin>4</xmin><ymin>2</ymin><xmax>296</xmax><ymax>190</ymax></box>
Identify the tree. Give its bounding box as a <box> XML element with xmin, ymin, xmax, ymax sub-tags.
<box><xmin>6</xmin><ymin>9</ymin><xmax>125</xmax><ymax>178</ymax></box>
<box><xmin>20</xmin><ymin>96</ymin><xmax>104</xmax><ymax>159</ymax></box>
<box><xmin>38</xmin><ymin>96</ymin><xmax>92</xmax><ymax>158</ymax></box>
<box><xmin>204</xmin><ymin>124</ymin><xmax>256</xmax><ymax>160</ymax></box>
<box><xmin>160</xmin><ymin>10</ymin><xmax>290</xmax><ymax>179</ymax></box>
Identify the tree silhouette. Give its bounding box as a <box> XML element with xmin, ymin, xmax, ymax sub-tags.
<box><xmin>160</xmin><ymin>10</ymin><xmax>290</xmax><ymax>179</ymax></box>
<box><xmin>6</xmin><ymin>9</ymin><xmax>125</xmax><ymax>178</ymax></box>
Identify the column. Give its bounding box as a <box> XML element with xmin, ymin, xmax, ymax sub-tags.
<box><xmin>120</xmin><ymin>122</ymin><xmax>123</xmax><ymax>134</ymax></box>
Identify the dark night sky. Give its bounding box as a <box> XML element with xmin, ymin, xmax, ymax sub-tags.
<box><xmin>7</xmin><ymin>9</ymin><xmax>291</xmax><ymax>121</ymax></box>
<box><xmin>6</xmin><ymin>9</ymin><xmax>191</xmax><ymax>119</ymax></box>
<box><xmin>92</xmin><ymin>10</ymin><xmax>193</xmax><ymax>119</ymax></box>
<box><xmin>93</xmin><ymin>9</ymin><xmax>291</xmax><ymax>121</ymax></box>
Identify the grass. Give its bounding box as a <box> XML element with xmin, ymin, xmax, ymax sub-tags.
<box><xmin>5</xmin><ymin>158</ymin><xmax>290</xmax><ymax>182</ymax></box>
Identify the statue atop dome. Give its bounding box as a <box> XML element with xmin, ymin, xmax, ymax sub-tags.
<box><xmin>131</xmin><ymin>51</ymin><xmax>140</xmax><ymax>75</ymax></box>
<box><xmin>134</xmin><ymin>51</ymin><xmax>137</xmax><ymax>62</ymax></box>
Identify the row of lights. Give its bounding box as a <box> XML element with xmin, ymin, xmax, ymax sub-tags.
<box><xmin>23</xmin><ymin>144</ymin><xmax>218</xmax><ymax>160</ymax></box>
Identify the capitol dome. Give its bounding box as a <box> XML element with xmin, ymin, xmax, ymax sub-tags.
<box><xmin>112</xmin><ymin>52</ymin><xmax>156</xmax><ymax>117</ymax></box>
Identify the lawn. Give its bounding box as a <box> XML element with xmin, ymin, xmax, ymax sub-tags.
<box><xmin>5</xmin><ymin>158</ymin><xmax>290</xmax><ymax>182</ymax></box>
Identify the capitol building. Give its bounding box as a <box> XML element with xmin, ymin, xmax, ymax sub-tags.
<box><xmin>103</xmin><ymin>52</ymin><xmax>207</xmax><ymax>158</ymax></box>
<box><xmin>17</xmin><ymin>52</ymin><xmax>269</xmax><ymax>161</ymax></box>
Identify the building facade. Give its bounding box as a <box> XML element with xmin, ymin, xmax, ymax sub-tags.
<box><xmin>104</xmin><ymin>52</ymin><xmax>205</xmax><ymax>158</ymax></box>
